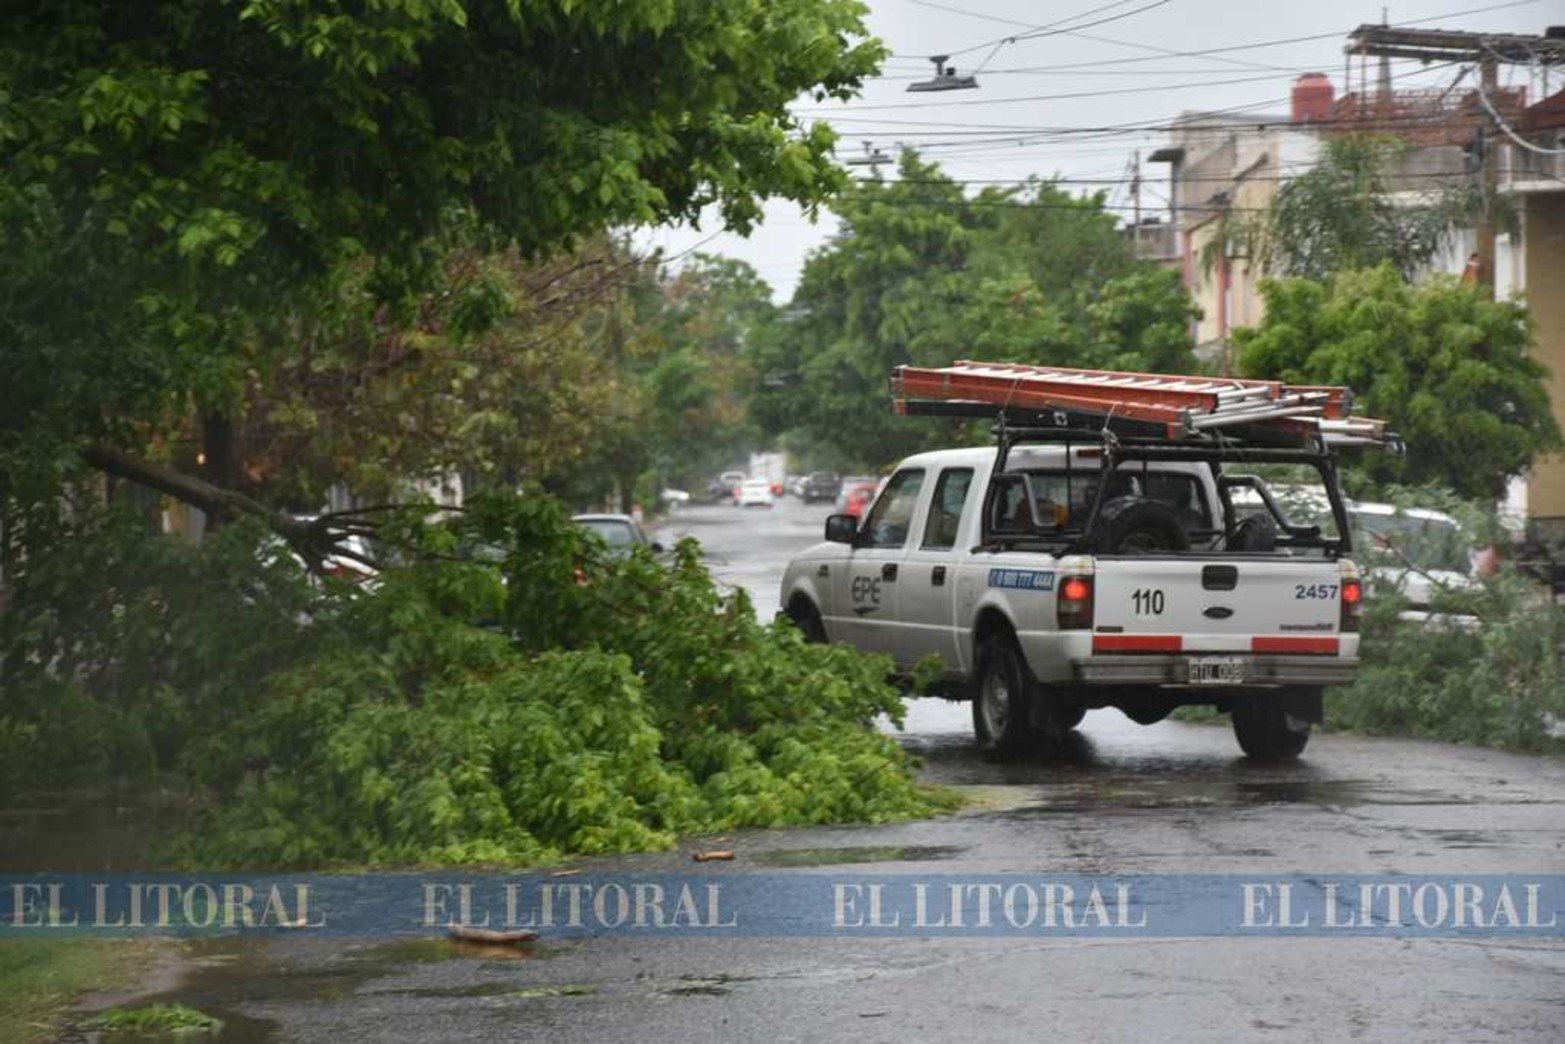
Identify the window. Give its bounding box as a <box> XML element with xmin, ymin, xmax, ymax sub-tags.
<box><xmin>859</xmin><ymin>469</ymin><xmax>925</xmax><ymax>548</ymax></box>
<box><xmin>987</xmin><ymin>474</ymin><xmax>1034</xmax><ymax>534</ymax></box>
<box><xmin>986</xmin><ymin>468</ymin><xmax>1214</xmax><ymax>539</ymax></box>
<box><xmin>1024</xmin><ymin>468</ymin><xmax>1212</xmax><ymax>533</ymax></box>
<box><xmin>577</xmin><ymin>519</ymin><xmax>640</xmax><ymax>548</ymax></box>
<box><xmin>922</xmin><ymin>468</ymin><xmax>973</xmax><ymax>550</ymax></box>
<box><xmin>1352</xmin><ymin>511</ymin><xmax>1468</xmax><ymax>574</ymax></box>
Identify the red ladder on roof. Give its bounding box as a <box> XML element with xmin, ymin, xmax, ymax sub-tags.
<box><xmin>890</xmin><ymin>361</ymin><xmax>1393</xmax><ymax>447</ymax></box>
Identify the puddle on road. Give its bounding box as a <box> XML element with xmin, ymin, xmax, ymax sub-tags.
<box><xmin>986</xmin><ymin>773</ymin><xmax>1478</xmax><ymax>817</ymax></box>
<box><xmin>370</xmin><ymin>981</ymin><xmax>595</xmax><ymax>1000</ymax></box>
<box><xmin>902</xmin><ymin>719</ymin><xmax>1478</xmax><ymax>815</ymax></box>
<box><xmin>72</xmin><ymin>933</ymin><xmax>573</xmax><ymax>1042</ymax></box>
<box><xmin>752</xmin><ymin>844</ymin><xmax>964</xmax><ymax>867</ymax></box>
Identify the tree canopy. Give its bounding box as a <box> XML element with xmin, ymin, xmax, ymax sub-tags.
<box><xmin>747</xmin><ymin>152</ymin><xmax>1199</xmax><ymax>468</ymax></box>
<box><xmin>1</xmin><ymin>0</ymin><xmax>882</xmax><ymax>503</ymax></box>
<box><xmin>1234</xmin><ymin>265</ymin><xmax>1559</xmax><ymax>499</ymax></box>
<box><xmin>1238</xmin><ymin>135</ymin><xmax>1483</xmax><ymax>281</ymax></box>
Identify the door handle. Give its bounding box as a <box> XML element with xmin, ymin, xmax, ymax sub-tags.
<box><xmin>931</xmin><ymin>565</ymin><xmax>947</xmax><ymax>586</ymax></box>
<box><xmin>882</xmin><ymin>563</ymin><xmax>898</xmax><ymax>582</ymax></box>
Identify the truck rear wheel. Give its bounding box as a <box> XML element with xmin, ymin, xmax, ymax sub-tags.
<box><xmin>972</xmin><ymin>635</ymin><xmax>1037</xmax><ymax>758</ymax></box>
<box><xmin>1231</xmin><ymin>700</ymin><xmax>1312</xmax><ymax>761</ymax></box>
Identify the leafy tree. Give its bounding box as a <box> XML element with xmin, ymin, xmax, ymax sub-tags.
<box><xmin>748</xmin><ymin>152</ymin><xmax>1199</xmax><ymax>468</ymax></box>
<box><xmin>233</xmin><ymin>239</ymin><xmax>643</xmax><ymax>506</ymax></box>
<box><xmin>638</xmin><ymin>255</ymin><xmax>774</xmax><ymax>488</ymax></box>
<box><xmin>1238</xmin><ymin>135</ymin><xmax>1485</xmax><ymax>281</ymax></box>
<box><xmin>1233</xmin><ymin>265</ymin><xmax>1559</xmax><ymax>498</ymax></box>
<box><xmin>1</xmin><ymin>0</ymin><xmax>882</xmax><ymax>520</ymax></box>
<box><xmin>533</xmin><ymin>251</ymin><xmax>774</xmax><ymax>511</ymax></box>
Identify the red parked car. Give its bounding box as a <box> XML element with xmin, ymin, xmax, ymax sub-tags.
<box><xmin>840</xmin><ymin>481</ymin><xmax>879</xmax><ymax>519</ymax></box>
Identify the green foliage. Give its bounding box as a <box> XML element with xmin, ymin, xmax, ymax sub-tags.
<box><xmin>1234</xmin><ymin>265</ymin><xmax>1559</xmax><ymax>499</ymax></box>
<box><xmin>240</xmin><ymin>242</ymin><xmax>646</xmax><ymax>505</ymax></box>
<box><xmin>1330</xmin><ymin>571</ymin><xmax>1563</xmax><ymax>752</ymax></box>
<box><xmin>1</xmin><ymin>0</ymin><xmax>882</xmax><ymax>501</ymax></box>
<box><xmin>0</xmin><ymin>490</ymin><xmax>948</xmax><ymax>867</ymax></box>
<box><xmin>748</xmin><ymin>151</ymin><xmax>1199</xmax><ymax>468</ymax></box>
<box><xmin>0</xmin><ymin>497</ymin><xmax>325</xmax><ymax>795</ymax></box>
<box><xmin>1242</xmin><ymin>135</ymin><xmax>1489</xmax><ymax>280</ymax></box>
<box><xmin>83</xmin><ymin>1003</ymin><xmax>222</xmax><ymax>1034</ymax></box>
<box><xmin>551</xmin><ymin>251</ymin><xmax>775</xmax><ymax>508</ymax></box>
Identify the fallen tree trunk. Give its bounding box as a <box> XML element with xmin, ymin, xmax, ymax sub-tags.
<box><xmin>83</xmin><ymin>444</ymin><xmax>333</xmax><ymax>570</ymax></box>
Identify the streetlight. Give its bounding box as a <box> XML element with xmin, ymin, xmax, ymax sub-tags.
<box><xmin>906</xmin><ymin>55</ymin><xmax>978</xmax><ymax>93</ymax></box>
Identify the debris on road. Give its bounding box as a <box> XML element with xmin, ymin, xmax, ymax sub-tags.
<box><xmin>692</xmin><ymin>850</ymin><xmax>735</xmax><ymax>862</ymax></box>
<box><xmin>446</xmin><ymin>925</ymin><xmax>539</xmax><ymax>946</ymax></box>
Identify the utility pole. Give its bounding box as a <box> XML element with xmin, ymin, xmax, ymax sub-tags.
<box><xmin>1131</xmin><ymin>150</ymin><xmax>1142</xmax><ymax>229</ymax></box>
<box><xmin>1475</xmin><ymin>53</ymin><xmax>1499</xmax><ymax>296</ymax></box>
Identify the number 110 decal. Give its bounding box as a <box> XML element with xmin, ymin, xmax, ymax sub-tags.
<box><xmin>1132</xmin><ymin>588</ymin><xmax>1165</xmax><ymax>615</ymax></box>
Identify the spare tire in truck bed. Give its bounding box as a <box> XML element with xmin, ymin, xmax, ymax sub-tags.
<box><xmin>1093</xmin><ymin>496</ymin><xmax>1190</xmax><ymax>554</ymax></box>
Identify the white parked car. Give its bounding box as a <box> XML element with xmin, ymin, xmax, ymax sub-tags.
<box><xmin>734</xmin><ymin>478</ymin><xmax>776</xmax><ymax>508</ymax></box>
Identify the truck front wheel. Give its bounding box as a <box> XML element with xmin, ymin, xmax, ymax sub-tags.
<box><xmin>786</xmin><ymin>599</ymin><xmax>828</xmax><ymax>644</ymax></box>
<box><xmin>973</xmin><ymin>635</ymin><xmax>1038</xmax><ymax>758</ymax></box>
<box><xmin>1231</xmin><ymin>697</ymin><xmax>1312</xmax><ymax>761</ymax></box>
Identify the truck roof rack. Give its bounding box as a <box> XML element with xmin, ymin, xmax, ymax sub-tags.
<box><xmin>890</xmin><ymin>361</ymin><xmax>1400</xmax><ymax>452</ymax></box>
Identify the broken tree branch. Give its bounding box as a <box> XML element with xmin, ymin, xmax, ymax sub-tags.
<box><xmin>80</xmin><ymin>444</ymin><xmax>370</xmax><ymax>574</ymax></box>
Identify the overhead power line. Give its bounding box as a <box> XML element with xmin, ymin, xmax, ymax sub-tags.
<box><xmin>852</xmin><ymin>169</ymin><xmax>1487</xmax><ymax>187</ymax></box>
<box><xmin>799</xmin><ymin>59</ymin><xmax>1465</xmax><ymax>136</ymax></box>
<box><xmin>1475</xmin><ymin>73</ymin><xmax>1565</xmax><ymax>155</ymax></box>
<box><xmin>827</xmin><ymin>192</ymin><xmax>1474</xmax><ymax>215</ymax></box>
<box><xmin>888</xmin><ymin>0</ymin><xmax>1541</xmax><ymax>69</ymax></box>
<box><xmin>802</xmin><ymin>69</ymin><xmax>1325</xmax><ymax>113</ymax></box>
<box><xmin>911</xmin><ymin>0</ymin><xmax>1176</xmax><ymax>61</ymax></box>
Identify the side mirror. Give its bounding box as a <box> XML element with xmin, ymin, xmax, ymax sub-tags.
<box><xmin>825</xmin><ymin>514</ymin><xmax>858</xmax><ymax>544</ymax></box>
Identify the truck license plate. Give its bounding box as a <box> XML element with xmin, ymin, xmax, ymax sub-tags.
<box><xmin>1189</xmin><ymin>656</ymin><xmax>1247</xmax><ymax>685</ymax></box>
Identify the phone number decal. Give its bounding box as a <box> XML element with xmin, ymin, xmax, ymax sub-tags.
<box><xmin>988</xmin><ymin>569</ymin><xmax>1056</xmax><ymax>591</ymax></box>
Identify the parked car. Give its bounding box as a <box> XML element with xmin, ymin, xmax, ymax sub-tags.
<box><xmin>839</xmin><ymin>480</ymin><xmax>878</xmax><ymax>519</ymax></box>
<box><xmin>734</xmin><ymin>478</ymin><xmax>776</xmax><ymax>508</ymax></box>
<box><xmin>802</xmin><ymin>472</ymin><xmax>841</xmax><ymax>504</ymax></box>
<box><xmin>572</xmin><ymin>513</ymin><xmax>663</xmax><ymax>556</ymax></box>
<box><xmin>834</xmin><ymin>475</ymin><xmax>876</xmax><ymax>511</ymax></box>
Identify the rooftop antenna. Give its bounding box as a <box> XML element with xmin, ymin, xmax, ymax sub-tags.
<box><xmin>907</xmin><ymin>55</ymin><xmax>979</xmax><ymax>93</ymax></box>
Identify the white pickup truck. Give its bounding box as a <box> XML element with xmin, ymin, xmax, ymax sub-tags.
<box><xmin>781</xmin><ymin>439</ymin><xmax>1366</xmax><ymax>761</ymax></box>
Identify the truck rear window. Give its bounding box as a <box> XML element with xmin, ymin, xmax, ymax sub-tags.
<box><xmin>990</xmin><ymin>469</ymin><xmax>1212</xmax><ymax>536</ymax></box>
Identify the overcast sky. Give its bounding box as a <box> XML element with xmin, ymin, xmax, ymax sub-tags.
<box><xmin>633</xmin><ymin>0</ymin><xmax>1559</xmax><ymax>301</ymax></box>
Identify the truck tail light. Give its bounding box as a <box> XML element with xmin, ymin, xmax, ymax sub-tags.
<box><xmin>1057</xmin><ymin>575</ymin><xmax>1094</xmax><ymax>630</ymax></box>
<box><xmin>1340</xmin><ymin>578</ymin><xmax>1362</xmax><ymax>632</ymax></box>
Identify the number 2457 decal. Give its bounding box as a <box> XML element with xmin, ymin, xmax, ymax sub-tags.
<box><xmin>1294</xmin><ymin>583</ymin><xmax>1339</xmax><ymax>599</ymax></box>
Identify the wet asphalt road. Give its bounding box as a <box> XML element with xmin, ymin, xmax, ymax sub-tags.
<box><xmin>73</xmin><ymin>499</ymin><xmax>1565</xmax><ymax>1041</ymax></box>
